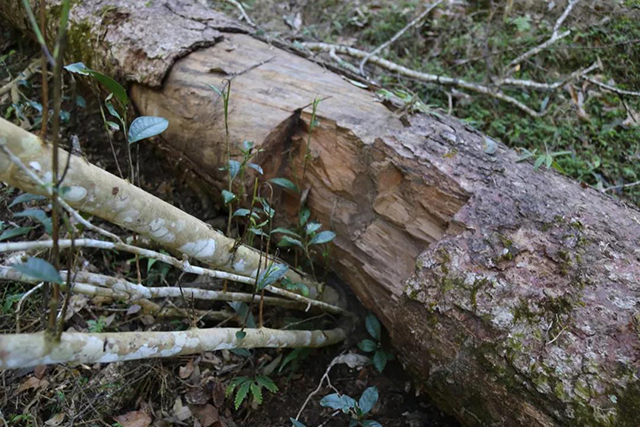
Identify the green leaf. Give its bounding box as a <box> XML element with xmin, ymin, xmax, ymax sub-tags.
<box><xmin>12</xmin><ymin>258</ymin><xmax>63</xmax><ymax>284</ymax></box>
<box><xmin>278</xmin><ymin>236</ymin><xmax>304</xmax><ymax>249</ymax></box>
<box><xmin>228</xmin><ymin>301</ymin><xmax>256</xmax><ymax>328</ymax></box>
<box><xmin>284</xmin><ymin>281</ymin><xmax>310</xmax><ymax>297</ymax></box>
<box><xmin>255</xmin><ymin>375</ymin><xmax>278</xmax><ymax>393</ymax></box>
<box><xmin>358</xmin><ymin>387</ymin><xmax>378</xmax><ymax>414</ymax></box>
<box><xmin>230</xmin><ymin>348</ymin><xmax>251</xmax><ymax>357</ymax></box>
<box><xmin>250</xmin><ymin>227</ymin><xmax>267</xmax><ymax>237</ymax></box>
<box><xmin>534</xmin><ymin>155</ymin><xmax>545</xmax><ymax>169</ymax></box>
<box><xmin>250</xmin><ymin>383</ymin><xmax>263</xmax><ymax>404</ymax></box>
<box><xmin>228</xmin><ymin>160</ymin><xmax>241</xmax><ymax>180</ymax></box>
<box><xmin>248</xmin><ymin>163</ymin><xmax>263</xmax><ymax>175</ymax></box>
<box><xmin>257</xmin><ymin>263</ymin><xmax>288</xmax><ymax>290</ymax></box>
<box><xmin>242</xmin><ymin>140</ymin><xmax>254</xmax><ymax>151</ymax></box>
<box><xmin>269</xmin><ymin>178</ymin><xmax>299</xmax><ymax>192</ymax></box>
<box><xmin>305</xmin><ymin>222</ymin><xmax>322</xmax><ymax>235</ymax></box>
<box><xmin>299</xmin><ymin>208</ymin><xmax>310</xmax><ymax>226</ymax></box>
<box><xmin>234</xmin><ymin>381</ymin><xmax>251</xmax><ymax>409</ymax></box>
<box><xmin>358</xmin><ymin>339</ymin><xmax>377</xmax><ymax>353</ymax></box>
<box><xmin>365</xmin><ymin>314</ymin><xmax>381</xmax><ymax>341</ymax></box>
<box><xmin>233</xmin><ymin>208</ymin><xmax>251</xmax><ymax>218</ymax></box>
<box><xmin>105</xmin><ymin>120</ymin><xmax>120</xmax><ymax>131</ymax></box>
<box><xmin>545</xmin><ymin>154</ymin><xmax>553</xmax><ymax>169</ymax></box>
<box><xmin>222</xmin><ymin>190</ymin><xmax>236</xmax><ymax>205</ymax></box>
<box><xmin>279</xmin><ymin>348</ymin><xmax>303</xmax><ymax>373</ymax></box>
<box><xmin>88</xmin><ymin>70</ymin><xmax>128</xmax><ymax>105</ymax></box>
<box><xmin>0</xmin><ymin>227</ymin><xmax>32</xmax><ymax>241</ymax></box>
<box><xmin>320</xmin><ymin>393</ymin><xmax>356</xmax><ymax>413</ymax></box>
<box><xmin>14</xmin><ymin>208</ymin><xmax>52</xmax><ymax>234</ymax></box>
<box><xmin>64</xmin><ymin>62</ymin><xmax>90</xmax><ymax>76</ymax></box>
<box><xmin>372</xmin><ymin>350</ymin><xmax>388</xmax><ymax>373</ymax></box>
<box><xmin>361</xmin><ymin>421</ymin><xmax>382</xmax><ymax>427</ymax></box>
<box><xmin>104</xmin><ymin>94</ymin><xmax>122</xmax><ymax>120</ymax></box>
<box><xmin>309</xmin><ymin>230</ymin><xmax>335</xmax><ymax>245</ymax></box>
<box><xmin>271</xmin><ymin>227</ymin><xmax>300</xmax><ymax>238</ymax></box>
<box><xmin>290</xmin><ymin>418</ymin><xmax>307</xmax><ymax>427</ymax></box>
<box><xmin>9</xmin><ymin>193</ymin><xmax>45</xmax><ymax>208</ymax></box>
<box><xmin>128</xmin><ymin>116</ymin><xmax>168</xmax><ymax>144</ymax></box>
<box><xmin>235</xmin><ymin>331</ymin><xmax>247</xmax><ymax>340</ymax></box>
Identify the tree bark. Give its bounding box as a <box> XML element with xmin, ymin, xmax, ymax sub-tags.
<box><xmin>2</xmin><ymin>2</ymin><xmax>640</xmax><ymax>426</ymax></box>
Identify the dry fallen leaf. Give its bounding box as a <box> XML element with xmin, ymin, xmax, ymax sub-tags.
<box><xmin>113</xmin><ymin>410</ymin><xmax>152</xmax><ymax>427</ymax></box>
<box><xmin>179</xmin><ymin>361</ymin><xmax>195</xmax><ymax>379</ymax></box>
<box><xmin>15</xmin><ymin>376</ymin><xmax>49</xmax><ymax>394</ymax></box>
<box><xmin>172</xmin><ymin>398</ymin><xmax>192</xmax><ymax>422</ymax></box>
<box><xmin>34</xmin><ymin>365</ymin><xmax>47</xmax><ymax>379</ymax></box>
<box><xmin>191</xmin><ymin>404</ymin><xmax>219</xmax><ymax>427</ymax></box>
<box><xmin>44</xmin><ymin>413</ymin><xmax>65</xmax><ymax>426</ymax></box>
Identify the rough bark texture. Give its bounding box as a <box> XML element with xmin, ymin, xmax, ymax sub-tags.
<box><xmin>2</xmin><ymin>1</ymin><xmax>640</xmax><ymax>426</ymax></box>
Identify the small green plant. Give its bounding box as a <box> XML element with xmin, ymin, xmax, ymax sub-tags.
<box><xmin>87</xmin><ymin>316</ymin><xmax>108</xmax><ymax>333</ymax></box>
<box><xmin>317</xmin><ymin>386</ymin><xmax>381</xmax><ymax>427</ymax></box>
<box><xmin>226</xmin><ymin>375</ymin><xmax>279</xmax><ymax>410</ymax></box>
<box><xmin>517</xmin><ymin>145</ymin><xmax>572</xmax><ymax>171</ymax></box>
<box><xmin>358</xmin><ymin>314</ymin><xmax>394</xmax><ymax>373</ymax></box>
<box><xmin>65</xmin><ymin>62</ymin><xmax>168</xmax><ymax>182</ymax></box>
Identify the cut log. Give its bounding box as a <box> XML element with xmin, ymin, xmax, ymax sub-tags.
<box><xmin>2</xmin><ymin>2</ymin><xmax>640</xmax><ymax>426</ymax></box>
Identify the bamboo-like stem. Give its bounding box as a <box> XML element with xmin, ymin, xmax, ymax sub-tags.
<box><xmin>0</xmin><ymin>326</ymin><xmax>346</xmax><ymax>369</ymax></box>
<box><xmin>0</xmin><ymin>240</ymin><xmax>349</xmax><ymax>315</ymax></box>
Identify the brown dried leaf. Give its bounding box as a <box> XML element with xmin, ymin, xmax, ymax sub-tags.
<box><xmin>186</xmin><ymin>388</ymin><xmax>209</xmax><ymax>405</ymax></box>
<box><xmin>113</xmin><ymin>410</ymin><xmax>152</xmax><ymax>427</ymax></box>
<box><xmin>191</xmin><ymin>404</ymin><xmax>219</xmax><ymax>427</ymax></box>
<box><xmin>15</xmin><ymin>376</ymin><xmax>48</xmax><ymax>394</ymax></box>
<box><xmin>212</xmin><ymin>381</ymin><xmax>225</xmax><ymax>408</ymax></box>
<box><xmin>34</xmin><ymin>365</ymin><xmax>47</xmax><ymax>379</ymax></box>
<box><xmin>44</xmin><ymin>413</ymin><xmax>65</xmax><ymax>426</ymax></box>
<box><xmin>179</xmin><ymin>361</ymin><xmax>195</xmax><ymax>379</ymax></box>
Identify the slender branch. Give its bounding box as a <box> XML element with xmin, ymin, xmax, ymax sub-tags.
<box><xmin>225</xmin><ymin>0</ymin><xmax>254</xmax><ymax>27</ymax></box>
<box><xmin>0</xmin><ymin>59</ymin><xmax>39</xmax><ymax>96</ymax></box>
<box><xmin>359</xmin><ymin>0</ymin><xmax>443</xmax><ymax>75</ymax></box>
<box><xmin>304</xmin><ymin>42</ymin><xmax>543</xmax><ymax>117</ymax></box>
<box><xmin>15</xmin><ymin>282</ymin><xmax>44</xmax><ymax>333</ymax></box>
<box><xmin>0</xmin><ymin>326</ymin><xmax>347</xmax><ymax>368</ymax></box>
<box><xmin>505</xmin><ymin>0</ymin><xmax>580</xmax><ymax>73</ymax></box>
<box><xmin>39</xmin><ymin>0</ymin><xmax>48</xmax><ymax>139</ymax></box>
<box><xmin>498</xmin><ymin>61</ymin><xmax>600</xmax><ymax>90</ymax></box>
<box><xmin>0</xmin><ymin>239</ymin><xmax>350</xmax><ymax>315</ymax></box>
<box><xmin>0</xmin><ymin>143</ymin><xmax>122</xmax><ymax>242</ymax></box>
<box><xmin>582</xmin><ymin>76</ymin><xmax>640</xmax><ymax>97</ymax></box>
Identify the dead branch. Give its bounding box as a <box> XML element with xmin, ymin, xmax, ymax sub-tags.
<box><xmin>305</xmin><ymin>42</ymin><xmax>543</xmax><ymax>117</ymax></box>
<box><xmin>359</xmin><ymin>0</ymin><xmax>443</xmax><ymax>75</ymax></box>
<box><xmin>0</xmin><ymin>326</ymin><xmax>346</xmax><ymax>368</ymax></box>
<box><xmin>505</xmin><ymin>0</ymin><xmax>580</xmax><ymax>73</ymax></box>
<box><xmin>582</xmin><ymin>76</ymin><xmax>640</xmax><ymax>97</ymax></box>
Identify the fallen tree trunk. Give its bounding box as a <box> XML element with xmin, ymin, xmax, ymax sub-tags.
<box><xmin>2</xmin><ymin>1</ymin><xmax>640</xmax><ymax>426</ymax></box>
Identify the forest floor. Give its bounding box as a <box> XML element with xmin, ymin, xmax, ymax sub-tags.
<box><xmin>1</xmin><ymin>0</ymin><xmax>639</xmax><ymax>426</ymax></box>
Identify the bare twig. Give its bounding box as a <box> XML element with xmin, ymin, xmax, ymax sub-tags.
<box><xmin>505</xmin><ymin>0</ymin><xmax>580</xmax><ymax>73</ymax></box>
<box><xmin>304</xmin><ymin>42</ymin><xmax>543</xmax><ymax>117</ymax></box>
<box><xmin>604</xmin><ymin>181</ymin><xmax>640</xmax><ymax>192</ymax></box>
<box><xmin>582</xmin><ymin>76</ymin><xmax>640</xmax><ymax>97</ymax></box>
<box><xmin>15</xmin><ymin>282</ymin><xmax>44</xmax><ymax>333</ymax></box>
<box><xmin>0</xmin><ymin>239</ymin><xmax>350</xmax><ymax>315</ymax></box>
<box><xmin>359</xmin><ymin>0</ymin><xmax>443</xmax><ymax>75</ymax></box>
<box><xmin>225</xmin><ymin>0</ymin><xmax>254</xmax><ymax>27</ymax></box>
<box><xmin>0</xmin><ymin>59</ymin><xmax>39</xmax><ymax>97</ymax></box>
<box><xmin>0</xmin><ymin>143</ymin><xmax>122</xmax><ymax>242</ymax></box>
<box><xmin>498</xmin><ymin>61</ymin><xmax>600</xmax><ymax>90</ymax></box>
